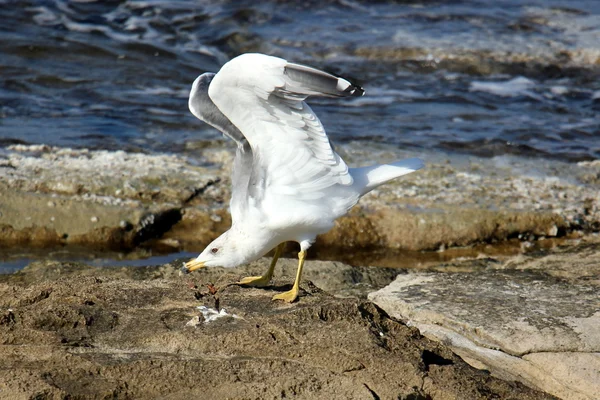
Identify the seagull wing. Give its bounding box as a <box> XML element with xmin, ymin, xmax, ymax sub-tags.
<box><xmin>208</xmin><ymin>54</ymin><xmax>363</xmax><ymax>223</ymax></box>
<box><xmin>188</xmin><ymin>72</ymin><xmax>255</xmax><ymax>221</ymax></box>
<box><xmin>189</xmin><ymin>72</ymin><xmax>248</xmax><ymax>147</ymax></box>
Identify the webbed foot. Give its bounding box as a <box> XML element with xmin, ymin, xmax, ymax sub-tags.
<box><xmin>236</xmin><ymin>275</ymin><xmax>272</xmax><ymax>287</ymax></box>
<box><xmin>272</xmin><ymin>285</ymin><xmax>299</xmax><ymax>303</ymax></box>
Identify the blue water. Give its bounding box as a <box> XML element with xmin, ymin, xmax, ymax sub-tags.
<box><xmin>0</xmin><ymin>0</ymin><xmax>599</xmax><ymax>160</ymax></box>
<box><xmin>0</xmin><ymin>249</ymin><xmax>197</xmax><ymax>274</ymax></box>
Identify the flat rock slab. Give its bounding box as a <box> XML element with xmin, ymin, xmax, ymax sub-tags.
<box><xmin>0</xmin><ymin>261</ymin><xmax>552</xmax><ymax>400</ymax></box>
<box><xmin>369</xmin><ymin>269</ymin><xmax>600</xmax><ymax>400</ymax></box>
<box><xmin>502</xmin><ymin>241</ymin><xmax>600</xmax><ymax>284</ymax></box>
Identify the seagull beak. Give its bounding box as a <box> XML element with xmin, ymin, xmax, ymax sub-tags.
<box><xmin>181</xmin><ymin>258</ymin><xmax>205</xmax><ymax>273</ymax></box>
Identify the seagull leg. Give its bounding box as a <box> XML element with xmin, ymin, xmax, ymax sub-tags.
<box><xmin>237</xmin><ymin>243</ymin><xmax>285</xmax><ymax>287</ymax></box>
<box><xmin>272</xmin><ymin>250</ymin><xmax>306</xmax><ymax>303</ymax></box>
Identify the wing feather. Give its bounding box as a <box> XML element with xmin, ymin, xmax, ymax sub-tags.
<box><xmin>208</xmin><ymin>53</ymin><xmax>363</xmax><ymax>223</ymax></box>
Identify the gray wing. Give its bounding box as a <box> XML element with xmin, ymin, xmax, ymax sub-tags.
<box><xmin>207</xmin><ymin>54</ymin><xmax>366</xmax><ymax>223</ymax></box>
<box><xmin>191</xmin><ymin>54</ymin><xmax>365</xmax><ymax>223</ymax></box>
<box><xmin>189</xmin><ymin>72</ymin><xmax>255</xmax><ymax>221</ymax></box>
<box><xmin>189</xmin><ymin>73</ymin><xmax>248</xmax><ymax>147</ymax></box>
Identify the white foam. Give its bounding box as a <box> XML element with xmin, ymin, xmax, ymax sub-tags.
<box><xmin>347</xmin><ymin>87</ymin><xmax>425</xmax><ymax>106</ymax></box>
<box><xmin>29</xmin><ymin>6</ymin><xmax>60</xmax><ymax>25</ymax></box>
<box><xmin>62</xmin><ymin>19</ymin><xmax>134</xmax><ymax>43</ymax></box>
<box><xmin>550</xmin><ymin>86</ymin><xmax>569</xmax><ymax>96</ymax></box>
<box><xmin>559</xmin><ymin>118</ymin><xmax>597</xmax><ymax>131</ymax></box>
<box><xmin>469</xmin><ymin>77</ymin><xmax>537</xmax><ymax>98</ymax></box>
<box><xmin>146</xmin><ymin>107</ymin><xmax>180</xmax><ymax>116</ymax></box>
<box><xmin>126</xmin><ymin>87</ymin><xmax>189</xmax><ymax>98</ymax></box>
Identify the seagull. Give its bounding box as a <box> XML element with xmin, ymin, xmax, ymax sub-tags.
<box><xmin>182</xmin><ymin>53</ymin><xmax>424</xmax><ymax>302</ymax></box>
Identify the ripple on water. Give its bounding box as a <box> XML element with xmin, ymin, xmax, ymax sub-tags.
<box><xmin>0</xmin><ymin>0</ymin><xmax>598</xmax><ymax>160</ymax></box>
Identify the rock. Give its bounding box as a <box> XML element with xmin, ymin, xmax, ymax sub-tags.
<box><xmin>405</xmin><ymin>323</ymin><xmax>597</xmax><ymax>400</ymax></box>
<box><xmin>318</xmin><ymin>206</ymin><xmax>567</xmax><ymax>252</ymax></box>
<box><xmin>368</xmin><ymin>244</ymin><xmax>600</xmax><ymax>400</ymax></box>
<box><xmin>0</xmin><ymin>260</ymin><xmax>552</xmax><ymax>400</ymax></box>
<box><xmin>501</xmin><ymin>241</ymin><xmax>600</xmax><ymax>284</ymax></box>
<box><xmin>523</xmin><ymin>353</ymin><xmax>600</xmax><ymax>399</ymax></box>
<box><xmin>4</xmin><ymin>256</ymin><xmax>402</xmax><ymax>300</ymax></box>
<box><xmin>2</xmin><ymin>143</ymin><xmax>599</xmax><ymax>255</ymax></box>
<box><xmin>0</xmin><ymin>145</ymin><xmax>223</xmax><ymax>250</ymax></box>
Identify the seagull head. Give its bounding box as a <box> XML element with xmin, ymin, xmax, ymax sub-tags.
<box><xmin>182</xmin><ymin>230</ymin><xmax>251</xmax><ymax>272</ymax></box>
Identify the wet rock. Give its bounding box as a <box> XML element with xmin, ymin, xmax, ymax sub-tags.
<box><xmin>133</xmin><ymin>208</ymin><xmax>183</xmax><ymax>245</ymax></box>
<box><xmin>0</xmin><ymin>260</ymin><xmax>551</xmax><ymax>400</ymax></box>
<box><xmin>1</xmin><ymin>144</ymin><xmax>599</xmax><ymax>255</ymax></box>
<box><xmin>368</xmin><ymin>243</ymin><xmax>600</xmax><ymax>400</ymax></box>
<box><xmin>0</xmin><ymin>145</ymin><xmax>223</xmax><ymax>250</ymax></box>
<box><xmin>0</xmin><ymin>223</ymin><xmax>63</xmax><ymax>247</ymax></box>
<box><xmin>1</xmin><ymin>145</ymin><xmax>221</xmax><ymax>205</ymax></box>
<box><xmin>319</xmin><ymin>206</ymin><xmax>567</xmax><ymax>252</ymax></box>
<box><xmin>501</xmin><ymin>240</ymin><xmax>600</xmax><ymax>284</ymax></box>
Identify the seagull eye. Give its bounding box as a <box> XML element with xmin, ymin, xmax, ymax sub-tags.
<box><xmin>211</xmin><ymin>248</ymin><xmax>219</xmax><ymax>254</ymax></box>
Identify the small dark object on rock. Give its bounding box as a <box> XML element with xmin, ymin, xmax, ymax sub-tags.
<box><xmin>207</xmin><ymin>284</ymin><xmax>218</xmax><ymax>295</ymax></box>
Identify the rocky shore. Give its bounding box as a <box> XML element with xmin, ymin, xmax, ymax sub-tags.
<box><xmin>1</xmin><ymin>143</ymin><xmax>599</xmax><ymax>399</ymax></box>
<box><xmin>1</xmin><ymin>257</ymin><xmax>555</xmax><ymax>400</ymax></box>
<box><xmin>370</xmin><ymin>238</ymin><xmax>600</xmax><ymax>400</ymax></box>
<box><xmin>1</xmin><ymin>143</ymin><xmax>599</xmax><ymax>256</ymax></box>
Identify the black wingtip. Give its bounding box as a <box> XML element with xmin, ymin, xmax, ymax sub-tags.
<box><xmin>344</xmin><ymin>84</ymin><xmax>365</xmax><ymax>97</ymax></box>
<box><xmin>352</xmin><ymin>85</ymin><xmax>365</xmax><ymax>97</ymax></box>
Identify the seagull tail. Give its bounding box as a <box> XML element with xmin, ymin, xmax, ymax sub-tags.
<box><xmin>349</xmin><ymin>158</ymin><xmax>424</xmax><ymax>196</ymax></box>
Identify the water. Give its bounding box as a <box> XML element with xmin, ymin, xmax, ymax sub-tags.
<box><xmin>0</xmin><ymin>246</ymin><xmax>197</xmax><ymax>274</ymax></box>
<box><xmin>1</xmin><ymin>0</ymin><xmax>599</xmax><ymax>161</ymax></box>
<box><xmin>1</xmin><ymin>1</ymin><xmax>600</xmax><ymax>271</ymax></box>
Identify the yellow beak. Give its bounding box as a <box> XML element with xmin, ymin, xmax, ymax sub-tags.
<box><xmin>182</xmin><ymin>258</ymin><xmax>206</xmax><ymax>273</ymax></box>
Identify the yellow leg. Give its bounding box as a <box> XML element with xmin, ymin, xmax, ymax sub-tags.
<box><xmin>237</xmin><ymin>243</ymin><xmax>285</xmax><ymax>287</ymax></box>
<box><xmin>272</xmin><ymin>250</ymin><xmax>306</xmax><ymax>303</ymax></box>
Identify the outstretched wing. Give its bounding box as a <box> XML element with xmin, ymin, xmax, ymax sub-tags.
<box><xmin>208</xmin><ymin>53</ymin><xmax>364</xmax><ymax>223</ymax></box>
<box><xmin>189</xmin><ymin>72</ymin><xmax>255</xmax><ymax>221</ymax></box>
<box><xmin>189</xmin><ymin>72</ymin><xmax>248</xmax><ymax>147</ymax></box>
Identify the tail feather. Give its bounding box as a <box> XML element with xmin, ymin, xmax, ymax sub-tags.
<box><xmin>350</xmin><ymin>158</ymin><xmax>424</xmax><ymax>196</ymax></box>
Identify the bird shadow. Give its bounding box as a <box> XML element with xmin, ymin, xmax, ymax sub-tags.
<box><xmin>235</xmin><ymin>281</ymin><xmax>320</xmax><ymax>299</ymax></box>
<box><xmin>236</xmin><ymin>282</ymin><xmax>292</xmax><ymax>292</ymax></box>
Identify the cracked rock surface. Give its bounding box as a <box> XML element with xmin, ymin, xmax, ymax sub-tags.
<box><xmin>0</xmin><ymin>259</ymin><xmax>552</xmax><ymax>400</ymax></box>
<box><xmin>369</xmin><ymin>240</ymin><xmax>600</xmax><ymax>400</ymax></box>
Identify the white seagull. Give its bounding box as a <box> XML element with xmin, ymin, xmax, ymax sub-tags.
<box><xmin>182</xmin><ymin>53</ymin><xmax>423</xmax><ymax>302</ymax></box>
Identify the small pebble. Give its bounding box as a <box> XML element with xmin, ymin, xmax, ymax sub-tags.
<box><xmin>520</xmin><ymin>241</ymin><xmax>533</xmax><ymax>251</ymax></box>
<box><xmin>210</xmin><ymin>214</ymin><xmax>222</xmax><ymax>222</ymax></box>
<box><xmin>50</xmin><ymin>216</ymin><xmax>55</xmax><ymax>222</ymax></box>
<box><xmin>185</xmin><ymin>316</ymin><xmax>202</xmax><ymax>327</ymax></box>
<box><xmin>47</xmin><ymin>201</ymin><xmax>55</xmax><ymax>207</ymax></box>
<box><xmin>90</xmin><ymin>216</ymin><xmax>99</xmax><ymax>223</ymax></box>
